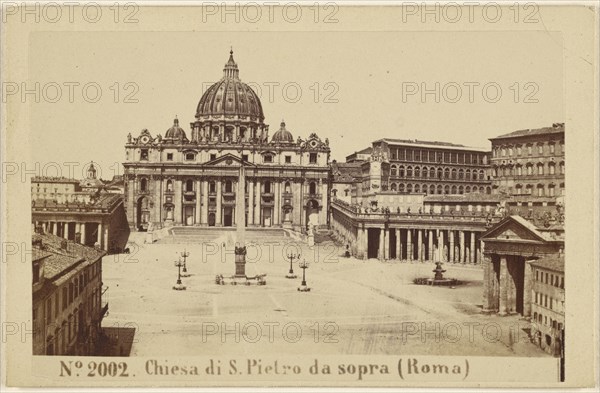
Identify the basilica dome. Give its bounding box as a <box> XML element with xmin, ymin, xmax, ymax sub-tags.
<box><xmin>165</xmin><ymin>117</ymin><xmax>187</xmax><ymax>140</ymax></box>
<box><xmin>271</xmin><ymin>120</ymin><xmax>294</xmax><ymax>143</ymax></box>
<box><xmin>195</xmin><ymin>50</ymin><xmax>264</xmax><ymax>121</ymax></box>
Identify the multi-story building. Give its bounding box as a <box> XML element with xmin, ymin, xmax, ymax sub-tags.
<box><xmin>530</xmin><ymin>255</ymin><xmax>565</xmax><ymax>356</ymax></box>
<box><xmin>489</xmin><ymin>123</ymin><xmax>565</xmax><ymax>198</ymax></box>
<box><xmin>32</xmin><ymin>232</ymin><xmax>108</xmax><ymax>355</ymax></box>
<box><xmin>123</xmin><ymin>51</ymin><xmax>330</xmax><ymax>232</ymax></box>
<box><xmin>31</xmin><ymin>165</ymin><xmax>130</xmax><ymax>252</ymax></box>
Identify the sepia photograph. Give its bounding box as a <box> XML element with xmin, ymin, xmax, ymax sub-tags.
<box><xmin>1</xmin><ymin>1</ymin><xmax>598</xmax><ymax>389</ymax></box>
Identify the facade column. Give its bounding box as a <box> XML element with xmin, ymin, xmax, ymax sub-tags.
<box><xmin>174</xmin><ymin>179</ymin><xmax>182</xmax><ymax>224</ymax></box>
<box><xmin>417</xmin><ymin>229</ymin><xmax>423</xmax><ymax>261</ymax></box>
<box><xmin>103</xmin><ymin>225</ymin><xmax>109</xmax><ymax>251</ymax></box>
<box><xmin>155</xmin><ymin>177</ymin><xmax>162</xmax><ymax>224</ymax></box>
<box><xmin>195</xmin><ymin>179</ymin><xmax>201</xmax><ymax>225</ymax></box>
<box><xmin>499</xmin><ymin>255</ymin><xmax>508</xmax><ymax>315</ymax></box>
<box><xmin>383</xmin><ymin>228</ymin><xmax>389</xmax><ymax>260</ymax></box>
<box><xmin>449</xmin><ymin>230</ymin><xmax>455</xmax><ymax>262</ymax></box>
<box><xmin>255</xmin><ymin>179</ymin><xmax>261</xmax><ymax>226</ymax></box>
<box><xmin>406</xmin><ymin>229</ymin><xmax>413</xmax><ymax>261</ymax></box>
<box><xmin>201</xmin><ymin>180</ymin><xmax>209</xmax><ymax>225</ymax></box>
<box><xmin>63</xmin><ymin>222</ymin><xmax>69</xmax><ymax>239</ymax></box>
<box><xmin>52</xmin><ymin>222</ymin><xmax>58</xmax><ymax>236</ymax></box>
<box><xmin>75</xmin><ymin>223</ymin><xmax>81</xmax><ymax>239</ymax></box>
<box><xmin>395</xmin><ymin>229</ymin><xmax>401</xmax><ymax>260</ymax></box>
<box><xmin>274</xmin><ymin>181</ymin><xmax>281</xmax><ymax>226</ymax></box>
<box><xmin>216</xmin><ymin>179</ymin><xmax>222</xmax><ymax>226</ymax></box>
<box><xmin>482</xmin><ymin>254</ymin><xmax>494</xmax><ymax>312</ymax></box>
<box><xmin>80</xmin><ymin>223</ymin><xmax>86</xmax><ymax>245</ymax></box>
<box><xmin>459</xmin><ymin>231</ymin><xmax>465</xmax><ymax>263</ymax></box>
<box><xmin>469</xmin><ymin>232</ymin><xmax>476</xmax><ymax>263</ymax></box>
<box><xmin>523</xmin><ymin>259</ymin><xmax>533</xmax><ymax>317</ymax></box>
<box><xmin>248</xmin><ymin>180</ymin><xmax>254</xmax><ymax>225</ymax></box>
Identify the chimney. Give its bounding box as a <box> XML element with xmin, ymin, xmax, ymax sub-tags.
<box><xmin>60</xmin><ymin>239</ymin><xmax>68</xmax><ymax>251</ymax></box>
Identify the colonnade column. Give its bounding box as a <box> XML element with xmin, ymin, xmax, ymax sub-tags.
<box><xmin>449</xmin><ymin>230</ymin><xmax>455</xmax><ymax>262</ymax></box>
<box><xmin>80</xmin><ymin>223</ymin><xmax>86</xmax><ymax>245</ymax></box>
<box><xmin>428</xmin><ymin>230</ymin><xmax>434</xmax><ymax>261</ymax></box>
<box><xmin>395</xmin><ymin>229</ymin><xmax>401</xmax><ymax>260</ymax></box>
<box><xmin>469</xmin><ymin>232</ymin><xmax>476</xmax><ymax>263</ymax></box>
<box><xmin>407</xmin><ymin>229</ymin><xmax>413</xmax><ymax>261</ymax></box>
<box><xmin>437</xmin><ymin>230</ymin><xmax>443</xmax><ymax>262</ymax></box>
<box><xmin>378</xmin><ymin>229</ymin><xmax>385</xmax><ymax>260</ymax></box>
<box><xmin>63</xmin><ymin>223</ymin><xmax>69</xmax><ymax>239</ymax></box>
<box><xmin>417</xmin><ymin>229</ymin><xmax>423</xmax><ymax>261</ymax></box>
<box><xmin>97</xmin><ymin>223</ymin><xmax>103</xmax><ymax>247</ymax></box>
<box><xmin>53</xmin><ymin>222</ymin><xmax>58</xmax><ymax>236</ymax></box>
<box><xmin>174</xmin><ymin>180</ymin><xmax>182</xmax><ymax>224</ymax></box>
<box><xmin>216</xmin><ymin>180</ymin><xmax>222</xmax><ymax>226</ymax></box>
<box><xmin>458</xmin><ymin>231</ymin><xmax>466</xmax><ymax>262</ymax></box>
<box><xmin>383</xmin><ymin>228</ymin><xmax>389</xmax><ymax>260</ymax></box>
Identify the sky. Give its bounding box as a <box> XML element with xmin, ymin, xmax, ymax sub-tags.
<box><xmin>28</xmin><ymin>29</ymin><xmax>563</xmax><ymax>180</ymax></box>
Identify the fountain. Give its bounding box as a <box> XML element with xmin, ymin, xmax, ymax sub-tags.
<box><xmin>413</xmin><ymin>261</ymin><xmax>461</xmax><ymax>286</ymax></box>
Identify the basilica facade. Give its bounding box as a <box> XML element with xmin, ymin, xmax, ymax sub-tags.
<box><xmin>123</xmin><ymin>51</ymin><xmax>330</xmax><ymax>231</ymax></box>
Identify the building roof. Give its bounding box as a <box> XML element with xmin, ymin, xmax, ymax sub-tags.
<box><xmin>490</xmin><ymin>123</ymin><xmax>564</xmax><ymax>141</ymax></box>
<box><xmin>373</xmin><ymin>138</ymin><xmax>489</xmax><ymax>152</ymax></box>
<box><xmin>31</xmin><ymin>176</ymin><xmax>80</xmax><ymax>184</ymax></box>
<box><xmin>331</xmin><ymin>161</ymin><xmax>363</xmax><ymax>182</ymax></box>
<box><xmin>530</xmin><ymin>255</ymin><xmax>564</xmax><ymax>273</ymax></box>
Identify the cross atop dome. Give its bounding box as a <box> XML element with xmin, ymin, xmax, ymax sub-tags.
<box><xmin>223</xmin><ymin>48</ymin><xmax>239</xmax><ymax>79</ymax></box>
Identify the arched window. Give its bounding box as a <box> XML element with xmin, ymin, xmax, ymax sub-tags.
<box><xmin>140</xmin><ymin>178</ymin><xmax>147</xmax><ymax>192</ymax></box>
<box><xmin>225</xmin><ymin>180</ymin><xmax>233</xmax><ymax>193</ymax></box>
<box><xmin>407</xmin><ymin>166</ymin><xmax>413</xmax><ymax>177</ymax></box>
<box><xmin>537</xmin><ymin>163</ymin><xmax>544</xmax><ymax>175</ymax></box>
<box><xmin>414</xmin><ymin>184</ymin><xmax>420</xmax><ymax>193</ymax></box>
<box><xmin>548</xmin><ymin>162</ymin><xmax>556</xmax><ymax>175</ymax></box>
<box><xmin>486</xmin><ymin>186</ymin><xmax>491</xmax><ymax>194</ymax></box>
<box><xmin>309</xmin><ymin>181</ymin><xmax>317</xmax><ymax>195</ymax></box>
<box><xmin>186</xmin><ymin>179</ymin><xmax>194</xmax><ymax>192</ymax></box>
<box><xmin>390</xmin><ymin>183</ymin><xmax>397</xmax><ymax>191</ymax></box>
<box><xmin>479</xmin><ymin>186</ymin><xmax>484</xmax><ymax>193</ymax></box>
<box><xmin>390</xmin><ymin>165</ymin><xmax>397</xmax><ymax>177</ymax></box>
<box><xmin>473</xmin><ymin>170</ymin><xmax>478</xmax><ymax>180</ymax></box>
<box><xmin>444</xmin><ymin>185</ymin><xmax>450</xmax><ymax>194</ymax></box>
<box><xmin>458</xmin><ymin>186</ymin><xmax>464</xmax><ymax>194</ymax></box>
<box><xmin>444</xmin><ymin>168</ymin><xmax>450</xmax><ymax>179</ymax></box>
<box><xmin>465</xmin><ymin>169</ymin><xmax>471</xmax><ymax>179</ymax></box>
<box><xmin>451</xmin><ymin>185</ymin><xmax>457</xmax><ymax>194</ymax></box>
<box><xmin>559</xmin><ymin>161</ymin><xmax>565</xmax><ymax>174</ymax></box>
<box><xmin>465</xmin><ymin>186</ymin><xmax>471</xmax><ymax>193</ymax></box>
<box><xmin>437</xmin><ymin>168</ymin><xmax>442</xmax><ymax>179</ymax></box>
<box><xmin>284</xmin><ymin>181</ymin><xmax>291</xmax><ymax>193</ymax></box>
<box><xmin>479</xmin><ymin>169</ymin><xmax>485</xmax><ymax>179</ymax></box>
<box><xmin>451</xmin><ymin>168</ymin><xmax>457</xmax><ymax>179</ymax></box>
<box><xmin>437</xmin><ymin>185</ymin><xmax>443</xmax><ymax>194</ymax></box>
<box><xmin>415</xmin><ymin>167</ymin><xmax>420</xmax><ymax>178</ymax></box>
<box><xmin>399</xmin><ymin>166</ymin><xmax>405</xmax><ymax>177</ymax></box>
<box><xmin>537</xmin><ymin>184</ymin><xmax>544</xmax><ymax>197</ymax></box>
<box><xmin>422</xmin><ymin>167</ymin><xmax>428</xmax><ymax>178</ymax></box>
<box><xmin>399</xmin><ymin>184</ymin><xmax>405</xmax><ymax>193</ymax></box>
<box><xmin>458</xmin><ymin>169</ymin><xmax>464</xmax><ymax>179</ymax></box>
<box><xmin>209</xmin><ymin>181</ymin><xmax>216</xmax><ymax>193</ymax></box>
<box><xmin>548</xmin><ymin>184</ymin><xmax>555</xmax><ymax>197</ymax></box>
<box><xmin>429</xmin><ymin>184</ymin><xmax>435</xmax><ymax>195</ymax></box>
<box><xmin>515</xmin><ymin>184</ymin><xmax>523</xmax><ymax>194</ymax></box>
<box><xmin>264</xmin><ymin>181</ymin><xmax>272</xmax><ymax>194</ymax></box>
<box><xmin>406</xmin><ymin>184</ymin><xmax>413</xmax><ymax>193</ymax></box>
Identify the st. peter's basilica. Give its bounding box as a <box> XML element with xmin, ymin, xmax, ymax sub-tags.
<box><xmin>123</xmin><ymin>50</ymin><xmax>331</xmax><ymax>231</ymax></box>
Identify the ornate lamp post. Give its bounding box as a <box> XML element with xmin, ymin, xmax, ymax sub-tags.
<box><xmin>180</xmin><ymin>249</ymin><xmax>190</xmax><ymax>277</ymax></box>
<box><xmin>173</xmin><ymin>258</ymin><xmax>186</xmax><ymax>290</ymax></box>
<box><xmin>286</xmin><ymin>252</ymin><xmax>300</xmax><ymax>279</ymax></box>
<box><xmin>297</xmin><ymin>260</ymin><xmax>311</xmax><ymax>292</ymax></box>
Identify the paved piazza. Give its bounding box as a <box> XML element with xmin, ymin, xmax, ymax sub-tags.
<box><xmin>102</xmin><ymin>228</ymin><xmax>548</xmax><ymax>357</ymax></box>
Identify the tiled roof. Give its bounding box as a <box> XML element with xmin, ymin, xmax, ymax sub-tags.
<box><xmin>530</xmin><ymin>255</ymin><xmax>564</xmax><ymax>273</ymax></box>
<box><xmin>31</xmin><ymin>176</ymin><xmax>79</xmax><ymax>184</ymax></box>
<box><xmin>375</xmin><ymin>139</ymin><xmax>488</xmax><ymax>152</ymax></box>
<box><xmin>331</xmin><ymin>162</ymin><xmax>362</xmax><ymax>182</ymax></box>
<box><xmin>491</xmin><ymin>123</ymin><xmax>564</xmax><ymax>140</ymax></box>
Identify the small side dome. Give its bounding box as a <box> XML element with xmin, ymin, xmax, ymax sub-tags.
<box><xmin>271</xmin><ymin>120</ymin><xmax>294</xmax><ymax>143</ymax></box>
<box><xmin>165</xmin><ymin>117</ymin><xmax>188</xmax><ymax>141</ymax></box>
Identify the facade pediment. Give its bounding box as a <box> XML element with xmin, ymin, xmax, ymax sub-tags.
<box><xmin>481</xmin><ymin>215</ymin><xmax>547</xmax><ymax>243</ymax></box>
<box><xmin>204</xmin><ymin>153</ymin><xmax>256</xmax><ymax>167</ymax></box>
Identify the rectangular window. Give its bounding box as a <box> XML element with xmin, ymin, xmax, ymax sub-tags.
<box><xmin>141</xmin><ymin>149</ymin><xmax>149</xmax><ymax>160</ymax></box>
<box><xmin>550</xmin><ymin>144</ymin><xmax>555</xmax><ymax>154</ymax></box>
<box><xmin>62</xmin><ymin>287</ymin><xmax>68</xmax><ymax>310</ymax></box>
<box><xmin>210</xmin><ymin>153</ymin><xmax>217</xmax><ymax>161</ymax></box>
<box><xmin>285</xmin><ymin>155</ymin><xmax>291</xmax><ymax>163</ymax></box>
<box><xmin>242</xmin><ymin>154</ymin><xmax>249</xmax><ymax>162</ymax></box>
<box><xmin>166</xmin><ymin>153</ymin><xmax>173</xmax><ymax>161</ymax></box>
<box><xmin>528</xmin><ymin>145</ymin><xmax>532</xmax><ymax>155</ymax></box>
<box><xmin>185</xmin><ymin>153</ymin><xmax>195</xmax><ymax>161</ymax></box>
<box><xmin>264</xmin><ymin>155</ymin><xmax>273</xmax><ymax>163</ymax></box>
<box><xmin>538</xmin><ymin>144</ymin><xmax>544</xmax><ymax>154</ymax></box>
<box><xmin>309</xmin><ymin>153</ymin><xmax>317</xmax><ymax>164</ymax></box>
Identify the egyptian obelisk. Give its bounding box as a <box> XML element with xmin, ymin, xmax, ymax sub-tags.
<box><xmin>234</xmin><ymin>154</ymin><xmax>247</xmax><ymax>277</ymax></box>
